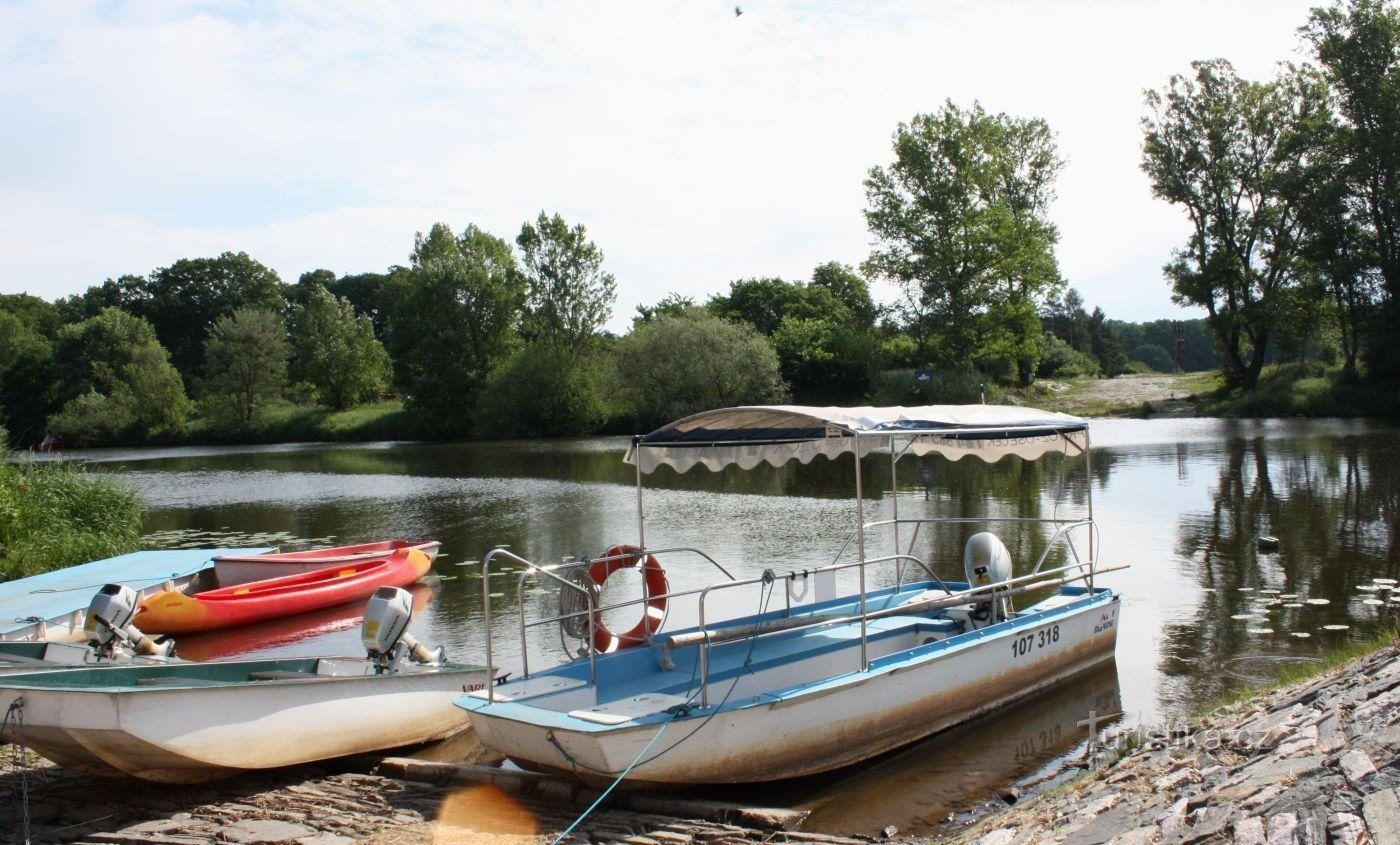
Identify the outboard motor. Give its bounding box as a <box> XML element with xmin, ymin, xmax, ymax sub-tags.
<box><xmin>362</xmin><ymin>586</ymin><xmax>446</xmax><ymax>674</ymax></box>
<box><xmin>963</xmin><ymin>533</ymin><xmax>1014</xmax><ymax>626</ymax></box>
<box><xmin>84</xmin><ymin>584</ymin><xmax>176</xmax><ymax>660</ymax></box>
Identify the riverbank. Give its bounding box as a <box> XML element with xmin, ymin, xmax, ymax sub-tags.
<box><xmin>936</xmin><ymin>637</ymin><xmax>1400</xmax><ymax>845</ymax></box>
<box><xmin>4</xmin><ymin>637</ymin><xmax>1397</xmax><ymax>844</ymax></box>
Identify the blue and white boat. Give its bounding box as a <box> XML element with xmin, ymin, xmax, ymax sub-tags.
<box><xmin>456</xmin><ymin>405</ymin><xmax>1122</xmax><ymax>787</ymax></box>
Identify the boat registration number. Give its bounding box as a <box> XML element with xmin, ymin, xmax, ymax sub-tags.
<box><xmin>1010</xmin><ymin>624</ymin><xmax>1060</xmax><ymax>658</ymax></box>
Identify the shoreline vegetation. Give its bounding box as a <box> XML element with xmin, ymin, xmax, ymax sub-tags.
<box><xmin>90</xmin><ymin>365</ymin><xmax>1400</xmax><ymax>450</ymax></box>
<box><xmin>0</xmin><ymin>433</ymin><xmax>142</xmax><ymax>580</ymax></box>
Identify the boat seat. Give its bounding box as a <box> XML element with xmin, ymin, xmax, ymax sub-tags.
<box><xmin>134</xmin><ymin>677</ymin><xmax>235</xmax><ymax>687</ymax></box>
<box><xmin>467</xmin><ymin>675</ymin><xmax>587</xmax><ymax>702</ymax></box>
<box><xmin>568</xmin><ymin>692</ymin><xmax>692</xmax><ymax>725</ymax></box>
<box><xmin>247</xmin><ymin>670</ymin><xmax>330</xmax><ymax>681</ymax></box>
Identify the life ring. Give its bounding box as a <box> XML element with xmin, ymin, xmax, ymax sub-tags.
<box><xmin>588</xmin><ymin>544</ymin><xmax>669</xmax><ymax>653</ymax></box>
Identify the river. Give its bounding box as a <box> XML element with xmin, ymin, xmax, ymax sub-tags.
<box><xmin>62</xmin><ymin>416</ymin><xmax>1400</xmax><ymax>836</ymax></box>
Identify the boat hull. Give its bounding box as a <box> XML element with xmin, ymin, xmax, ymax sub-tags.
<box><xmin>136</xmin><ymin>549</ymin><xmax>432</xmax><ymax>634</ymax></box>
<box><xmin>462</xmin><ymin>590</ymin><xmax>1118</xmax><ymax>786</ymax></box>
<box><xmin>214</xmin><ymin>540</ymin><xmax>441</xmax><ymax>587</ymax></box>
<box><xmin>0</xmin><ymin>658</ymin><xmax>496</xmax><ymax>782</ymax></box>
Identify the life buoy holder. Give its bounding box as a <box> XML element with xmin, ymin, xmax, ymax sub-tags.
<box><xmin>588</xmin><ymin>544</ymin><xmax>669</xmax><ymax>653</ymax></box>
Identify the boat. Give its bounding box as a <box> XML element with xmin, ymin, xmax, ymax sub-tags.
<box><xmin>172</xmin><ymin>582</ymin><xmax>434</xmax><ymax>662</ymax></box>
<box><xmin>213</xmin><ymin>539</ymin><xmax>441</xmax><ymax>586</ymax></box>
<box><xmin>0</xmin><ymin>583</ymin><xmax>177</xmax><ymax>677</ymax></box>
<box><xmin>455</xmin><ymin>404</ymin><xmax>1123</xmax><ymax>787</ymax></box>
<box><xmin>133</xmin><ymin>548</ymin><xmax>433</xmax><ymax>634</ymax></box>
<box><xmin>0</xmin><ymin>587</ymin><xmax>499</xmax><ymax>782</ymax></box>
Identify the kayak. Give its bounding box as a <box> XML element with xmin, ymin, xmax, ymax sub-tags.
<box><xmin>213</xmin><ymin>539</ymin><xmax>441</xmax><ymax>586</ymax></box>
<box><xmin>135</xmin><ymin>549</ymin><xmax>432</xmax><ymax>634</ymax></box>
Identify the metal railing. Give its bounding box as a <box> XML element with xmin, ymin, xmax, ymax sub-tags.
<box><xmin>478</xmin><ymin>516</ymin><xmax>1100</xmax><ymax>707</ymax></box>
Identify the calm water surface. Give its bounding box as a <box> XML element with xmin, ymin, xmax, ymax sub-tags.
<box><xmin>68</xmin><ymin>417</ymin><xmax>1400</xmax><ymax>835</ymax></box>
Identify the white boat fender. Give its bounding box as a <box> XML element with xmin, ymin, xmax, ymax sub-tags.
<box><xmin>85</xmin><ymin>584</ymin><xmax>176</xmax><ymax>660</ymax></box>
<box><xmin>363</xmin><ymin>586</ymin><xmax>447</xmax><ymax>673</ymax></box>
<box><xmin>963</xmin><ymin>533</ymin><xmax>1014</xmax><ymax>626</ymax></box>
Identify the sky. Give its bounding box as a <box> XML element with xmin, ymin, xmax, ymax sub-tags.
<box><xmin>0</xmin><ymin>0</ymin><xmax>1325</xmax><ymax>333</ymax></box>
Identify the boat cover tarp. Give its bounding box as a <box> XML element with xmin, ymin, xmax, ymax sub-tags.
<box><xmin>625</xmin><ymin>405</ymin><xmax>1088</xmax><ymax>474</ymax></box>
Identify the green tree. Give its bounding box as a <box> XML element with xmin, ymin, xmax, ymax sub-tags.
<box><xmin>634</xmin><ymin>293</ymin><xmax>696</xmax><ymax>326</ymax></box>
<box><xmin>145</xmin><ymin>252</ymin><xmax>286</xmax><ymax>382</ymax></box>
<box><xmin>863</xmin><ymin>101</ymin><xmax>1064</xmax><ymax>381</ymax></box>
<box><xmin>708</xmin><ymin>277</ymin><xmax>835</xmax><ymax>336</ymax></box>
<box><xmin>1142</xmin><ymin>60</ymin><xmax>1332</xmax><ymax>388</ymax></box>
<box><xmin>47</xmin><ymin>308</ymin><xmax>189</xmax><ymax>444</ymax></box>
<box><xmin>385</xmin><ymin>224</ymin><xmax>524</xmax><ymax>432</ymax></box>
<box><xmin>288</xmin><ymin>284</ymin><xmax>392</xmax><ymax>409</ymax></box>
<box><xmin>476</xmin><ymin>343</ymin><xmax>605</xmax><ymax>438</ymax></box>
<box><xmin>1305</xmin><ymin>0</ymin><xmax>1400</xmax><ymax>296</ymax></box>
<box><xmin>610</xmin><ymin>311</ymin><xmax>787</xmax><ymax>430</ymax></box>
<box><xmin>810</xmin><ymin>262</ymin><xmax>878</xmax><ymax>328</ymax></box>
<box><xmin>516</xmin><ymin>212</ymin><xmax>617</xmax><ymax>358</ymax></box>
<box><xmin>55</xmin><ymin>275</ymin><xmax>149</xmax><ymax>324</ymax></box>
<box><xmin>202</xmin><ymin>308</ymin><xmax>289</xmax><ymax>427</ymax></box>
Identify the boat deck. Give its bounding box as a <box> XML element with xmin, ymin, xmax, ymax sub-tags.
<box><xmin>0</xmin><ymin>548</ymin><xmax>270</xmax><ymax>641</ymax></box>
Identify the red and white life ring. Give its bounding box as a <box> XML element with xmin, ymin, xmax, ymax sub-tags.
<box><xmin>588</xmin><ymin>544</ymin><xmax>669</xmax><ymax>653</ymax></box>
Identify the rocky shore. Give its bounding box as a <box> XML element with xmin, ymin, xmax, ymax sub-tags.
<box><xmin>3</xmin><ymin>640</ymin><xmax>1398</xmax><ymax>845</ymax></box>
<box><xmin>938</xmin><ymin>640</ymin><xmax>1400</xmax><ymax>845</ymax></box>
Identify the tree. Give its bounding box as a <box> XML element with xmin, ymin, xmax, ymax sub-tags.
<box><xmin>1142</xmin><ymin>60</ymin><xmax>1332</xmax><ymax>388</ymax></box>
<box><xmin>385</xmin><ymin>223</ymin><xmax>524</xmax><ymax>431</ymax></box>
<box><xmin>144</xmin><ymin>252</ymin><xmax>286</xmax><ymax>382</ymax></box>
<box><xmin>634</xmin><ymin>293</ymin><xmax>696</xmax><ymax>326</ymax></box>
<box><xmin>516</xmin><ymin>212</ymin><xmax>617</xmax><ymax>358</ymax></box>
<box><xmin>47</xmin><ymin>308</ymin><xmax>189</xmax><ymax>444</ymax></box>
<box><xmin>863</xmin><ymin>101</ymin><xmax>1064</xmax><ymax>381</ymax></box>
<box><xmin>202</xmin><ymin>308</ymin><xmax>289</xmax><ymax>427</ymax></box>
<box><xmin>1304</xmin><ymin>0</ymin><xmax>1400</xmax><ymax>296</ymax></box>
<box><xmin>610</xmin><ymin>311</ymin><xmax>787</xmax><ymax>430</ymax></box>
<box><xmin>810</xmin><ymin>262</ymin><xmax>878</xmax><ymax>328</ymax></box>
<box><xmin>288</xmin><ymin>284</ymin><xmax>392</xmax><ymax>409</ymax></box>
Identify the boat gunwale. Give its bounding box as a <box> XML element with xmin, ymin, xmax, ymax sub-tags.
<box><xmin>460</xmin><ymin>587</ymin><xmax>1117</xmax><ymax>733</ymax></box>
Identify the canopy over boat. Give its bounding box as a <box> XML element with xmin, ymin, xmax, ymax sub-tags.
<box><xmin>624</xmin><ymin>404</ymin><xmax>1088</xmax><ymax>474</ymax></box>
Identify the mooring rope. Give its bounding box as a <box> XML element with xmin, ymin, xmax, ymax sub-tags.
<box><xmin>3</xmin><ymin>697</ymin><xmax>30</xmax><ymax>845</ymax></box>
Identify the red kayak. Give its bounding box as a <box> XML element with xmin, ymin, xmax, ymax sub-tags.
<box><xmin>136</xmin><ymin>549</ymin><xmax>433</xmax><ymax>634</ymax></box>
<box><xmin>213</xmin><ymin>539</ymin><xmax>441</xmax><ymax>587</ymax></box>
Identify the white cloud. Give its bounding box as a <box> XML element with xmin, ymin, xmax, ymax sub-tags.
<box><xmin>0</xmin><ymin>0</ymin><xmax>1320</xmax><ymax>329</ymax></box>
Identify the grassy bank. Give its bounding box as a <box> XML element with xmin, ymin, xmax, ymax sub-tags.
<box><xmin>181</xmin><ymin>400</ymin><xmax>437</xmax><ymax>444</ymax></box>
<box><xmin>1195</xmin><ymin>362</ymin><xmax>1400</xmax><ymax>417</ymax></box>
<box><xmin>0</xmin><ymin>440</ymin><xmax>143</xmax><ymax>580</ymax></box>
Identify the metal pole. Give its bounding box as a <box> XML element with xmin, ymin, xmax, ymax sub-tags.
<box><xmin>1085</xmin><ymin>431</ymin><xmax>1095</xmax><ymax>593</ymax></box>
<box><xmin>634</xmin><ymin>436</ymin><xmax>646</xmax><ymax>549</ymax></box>
<box><xmin>854</xmin><ymin>438</ymin><xmax>868</xmax><ymax>671</ymax></box>
<box><xmin>889</xmin><ymin>437</ymin><xmax>901</xmax><ymax>587</ymax></box>
<box><xmin>482</xmin><ymin>553</ymin><xmax>494</xmax><ymax>703</ymax></box>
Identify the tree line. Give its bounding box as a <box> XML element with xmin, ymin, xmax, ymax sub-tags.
<box><xmin>6</xmin><ymin>0</ymin><xmax>1393</xmax><ymax>448</ymax></box>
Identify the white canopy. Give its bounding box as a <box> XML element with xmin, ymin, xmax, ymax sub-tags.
<box><xmin>624</xmin><ymin>405</ymin><xmax>1089</xmax><ymax>474</ymax></box>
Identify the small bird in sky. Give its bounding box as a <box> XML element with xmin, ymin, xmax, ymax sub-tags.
<box><xmin>735</xmin><ymin>6</ymin><xmax>743</xmax><ymax>17</ymax></box>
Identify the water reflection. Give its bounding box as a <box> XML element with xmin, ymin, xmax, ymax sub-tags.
<box><xmin>62</xmin><ymin>417</ymin><xmax>1400</xmax><ymax>831</ymax></box>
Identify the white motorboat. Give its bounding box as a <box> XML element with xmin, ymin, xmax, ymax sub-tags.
<box><xmin>0</xmin><ymin>587</ymin><xmax>498</xmax><ymax>782</ymax></box>
<box><xmin>456</xmin><ymin>404</ymin><xmax>1123</xmax><ymax>787</ymax></box>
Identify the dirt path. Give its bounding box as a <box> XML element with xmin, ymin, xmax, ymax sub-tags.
<box><xmin>1037</xmin><ymin>373</ymin><xmax>1204</xmax><ymax>418</ymax></box>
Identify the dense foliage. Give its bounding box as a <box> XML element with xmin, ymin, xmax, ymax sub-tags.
<box><xmin>1</xmin><ymin>1</ymin><xmax>1396</xmax><ymax>447</ymax></box>
<box><xmin>0</xmin><ymin>432</ymin><xmax>143</xmax><ymax>579</ymax></box>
